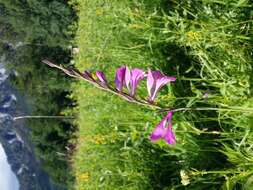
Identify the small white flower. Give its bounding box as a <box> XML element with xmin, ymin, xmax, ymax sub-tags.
<box><xmin>72</xmin><ymin>47</ymin><xmax>80</xmax><ymax>54</ymax></box>
<box><xmin>180</xmin><ymin>170</ymin><xmax>190</xmax><ymax>186</ymax></box>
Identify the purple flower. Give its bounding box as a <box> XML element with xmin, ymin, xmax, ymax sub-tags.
<box><xmin>128</xmin><ymin>69</ymin><xmax>146</xmax><ymax>96</ymax></box>
<box><xmin>147</xmin><ymin>70</ymin><xmax>176</xmax><ymax>102</ymax></box>
<box><xmin>83</xmin><ymin>70</ymin><xmax>94</xmax><ymax>80</ymax></box>
<box><xmin>115</xmin><ymin>66</ymin><xmax>130</xmax><ymax>91</ymax></box>
<box><xmin>115</xmin><ymin>66</ymin><xmax>146</xmax><ymax>96</ymax></box>
<box><xmin>150</xmin><ymin>112</ymin><xmax>176</xmax><ymax>145</ymax></box>
<box><xmin>96</xmin><ymin>71</ymin><xmax>108</xmax><ymax>86</ymax></box>
<box><xmin>203</xmin><ymin>92</ymin><xmax>209</xmax><ymax>99</ymax></box>
<box><xmin>82</xmin><ymin>70</ymin><xmax>109</xmax><ymax>88</ymax></box>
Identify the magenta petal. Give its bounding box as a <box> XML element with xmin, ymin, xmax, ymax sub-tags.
<box><xmin>96</xmin><ymin>71</ymin><xmax>107</xmax><ymax>84</ymax></box>
<box><xmin>147</xmin><ymin>69</ymin><xmax>155</xmax><ymax>99</ymax></box>
<box><xmin>166</xmin><ymin>111</ymin><xmax>173</xmax><ymax>121</ymax></box>
<box><xmin>151</xmin><ymin>70</ymin><xmax>164</xmax><ymax>79</ymax></box>
<box><xmin>150</xmin><ymin>77</ymin><xmax>176</xmax><ymax>101</ymax></box>
<box><xmin>148</xmin><ymin>70</ymin><xmax>176</xmax><ymax>101</ymax></box>
<box><xmin>150</xmin><ymin>112</ymin><xmax>175</xmax><ymax>144</ymax></box>
<box><xmin>164</xmin><ymin>123</ymin><xmax>176</xmax><ymax>144</ymax></box>
<box><xmin>130</xmin><ymin>68</ymin><xmax>146</xmax><ymax>96</ymax></box>
<box><xmin>150</xmin><ymin>118</ymin><xmax>167</xmax><ymax>141</ymax></box>
<box><xmin>125</xmin><ymin>66</ymin><xmax>131</xmax><ymax>91</ymax></box>
<box><xmin>115</xmin><ymin>66</ymin><xmax>126</xmax><ymax>91</ymax></box>
<box><xmin>83</xmin><ymin>71</ymin><xmax>94</xmax><ymax>80</ymax></box>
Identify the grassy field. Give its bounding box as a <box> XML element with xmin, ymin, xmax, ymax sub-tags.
<box><xmin>69</xmin><ymin>0</ymin><xmax>253</xmax><ymax>189</ymax></box>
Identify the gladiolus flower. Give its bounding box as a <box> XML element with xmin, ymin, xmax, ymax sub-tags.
<box><xmin>147</xmin><ymin>70</ymin><xmax>176</xmax><ymax>102</ymax></box>
<box><xmin>128</xmin><ymin>68</ymin><xmax>146</xmax><ymax>96</ymax></box>
<box><xmin>150</xmin><ymin>112</ymin><xmax>176</xmax><ymax>145</ymax></box>
<box><xmin>115</xmin><ymin>66</ymin><xmax>145</xmax><ymax>96</ymax></box>
<box><xmin>115</xmin><ymin>66</ymin><xmax>130</xmax><ymax>91</ymax></box>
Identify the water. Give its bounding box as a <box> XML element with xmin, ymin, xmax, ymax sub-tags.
<box><xmin>0</xmin><ymin>45</ymin><xmax>64</xmax><ymax>190</ymax></box>
<box><xmin>0</xmin><ymin>143</ymin><xmax>19</xmax><ymax>190</ymax></box>
<box><xmin>0</xmin><ymin>58</ymin><xmax>20</xmax><ymax>190</ymax></box>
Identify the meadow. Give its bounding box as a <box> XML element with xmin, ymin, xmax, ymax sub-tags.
<box><xmin>69</xmin><ymin>0</ymin><xmax>253</xmax><ymax>189</ymax></box>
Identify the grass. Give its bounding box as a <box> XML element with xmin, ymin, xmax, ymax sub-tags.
<box><xmin>68</xmin><ymin>0</ymin><xmax>253</xmax><ymax>189</ymax></box>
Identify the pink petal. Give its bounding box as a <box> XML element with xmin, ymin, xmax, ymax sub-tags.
<box><xmin>83</xmin><ymin>71</ymin><xmax>94</xmax><ymax>80</ymax></box>
<box><xmin>115</xmin><ymin>66</ymin><xmax>126</xmax><ymax>91</ymax></box>
<box><xmin>147</xmin><ymin>69</ymin><xmax>155</xmax><ymax>99</ymax></box>
<box><xmin>130</xmin><ymin>68</ymin><xmax>146</xmax><ymax>96</ymax></box>
<box><xmin>151</xmin><ymin>70</ymin><xmax>164</xmax><ymax>79</ymax></box>
<box><xmin>96</xmin><ymin>71</ymin><xmax>107</xmax><ymax>84</ymax></box>
<box><xmin>150</xmin><ymin>76</ymin><xmax>176</xmax><ymax>101</ymax></box>
<box><xmin>147</xmin><ymin>70</ymin><xmax>176</xmax><ymax>101</ymax></box>
<box><xmin>147</xmin><ymin>70</ymin><xmax>165</xmax><ymax>101</ymax></box>
<box><xmin>150</xmin><ymin>118</ymin><xmax>167</xmax><ymax>141</ymax></box>
<box><xmin>166</xmin><ymin>111</ymin><xmax>173</xmax><ymax>121</ymax></box>
<box><xmin>150</xmin><ymin>112</ymin><xmax>174</xmax><ymax>144</ymax></box>
<box><xmin>164</xmin><ymin>123</ymin><xmax>176</xmax><ymax>144</ymax></box>
<box><xmin>125</xmin><ymin>66</ymin><xmax>131</xmax><ymax>91</ymax></box>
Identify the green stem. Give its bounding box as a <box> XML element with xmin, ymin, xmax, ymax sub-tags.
<box><xmin>13</xmin><ymin>115</ymin><xmax>75</xmax><ymax>121</ymax></box>
<box><xmin>161</xmin><ymin>107</ymin><xmax>253</xmax><ymax>113</ymax></box>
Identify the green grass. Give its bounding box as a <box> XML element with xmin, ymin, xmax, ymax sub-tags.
<box><xmin>69</xmin><ymin>0</ymin><xmax>253</xmax><ymax>189</ymax></box>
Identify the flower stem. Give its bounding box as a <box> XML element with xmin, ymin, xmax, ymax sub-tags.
<box><xmin>160</xmin><ymin>107</ymin><xmax>253</xmax><ymax>113</ymax></box>
<box><xmin>13</xmin><ymin>115</ymin><xmax>75</xmax><ymax>121</ymax></box>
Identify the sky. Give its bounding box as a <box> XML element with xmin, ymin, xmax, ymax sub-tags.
<box><xmin>0</xmin><ymin>143</ymin><xmax>19</xmax><ymax>190</ymax></box>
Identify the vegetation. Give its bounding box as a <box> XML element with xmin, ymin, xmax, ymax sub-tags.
<box><xmin>0</xmin><ymin>0</ymin><xmax>77</xmax><ymax>187</ymax></box>
<box><xmin>10</xmin><ymin>45</ymin><xmax>76</xmax><ymax>185</ymax></box>
<box><xmin>70</xmin><ymin>0</ymin><xmax>253</xmax><ymax>190</ymax></box>
<box><xmin>0</xmin><ymin>0</ymin><xmax>76</xmax><ymax>47</ymax></box>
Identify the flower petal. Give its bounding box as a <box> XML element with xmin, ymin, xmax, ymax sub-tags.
<box><xmin>151</xmin><ymin>70</ymin><xmax>164</xmax><ymax>80</ymax></box>
<box><xmin>147</xmin><ymin>69</ymin><xmax>155</xmax><ymax>99</ymax></box>
<box><xmin>165</xmin><ymin>111</ymin><xmax>173</xmax><ymax>121</ymax></box>
<box><xmin>164</xmin><ymin>123</ymin><xmax>176</xmax><ymax>144</ymax></box>
<box><xmin>125</xmin><ymin>66</ymin><xmax>131</xmax><ymax>91</ymax></box>
<box><xmin>150</xmin><ymin>112</ymin><xmax>174</xmax><ymax>142</ymax></box>
<box><xmin>115</xmin><ymin>66</ymin><xmax>126</xmax><ymax>91</ymax></box>
<box><xmin>83</xmin><ymin>71</ymin><xmax>94</xmax><ymax>80</ymax></box>
<box><xmin>96</xmin><ymin>71</ymin><xmax>107</xmax><ymax>83</ymax></box>
<box><xmin>130</xmin><ymin>68</ymin><xmax>146</xmax><ymax>96</ymax></box>
<box><xmin>150</xmin><ymin>112</ymin><xmax>172</xmax><ymax>141</ymax></box>
<box><xmin>149</xmin><ymin>70</ymin><xmax>176</xmax><ymax>101</ymax></box>
<box><xmin>96</xmin><ymin>71</ymin><xmax>108</xmax><ymax>87</ymax></box>
<box><xmin>150</xmin><ymin>118</ymin><xmax>167</xmax><ymax>141</ymax></box>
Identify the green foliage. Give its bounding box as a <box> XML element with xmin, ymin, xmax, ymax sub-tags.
<box><xmin>0</xmin><ymin>0</ymin><xmax>77</xmax><ymax>187</ymax></box>
<box><xmin>70</xmin><ymin>0</ymin><xmax>253</xmax><ymax>189</ymax></box>
<box><xmin>0</xmin><ymin>0</ymin><xmax>77</xmax><ymax>47</ymax></box>
<box><xmin>9</xmin><ymin>44</ymin><xmax>76</xmax><ymax>186</ymax></box>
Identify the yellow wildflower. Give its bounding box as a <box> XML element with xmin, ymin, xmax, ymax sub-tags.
<box><xmin>96</xmin><ymin>8</ymin><xmax>104</xmax><ymax>16</ymax></box>
<box><xmin>128</xmin><ymin>24</ymin><xmax>143</xmax><ymax>29</ymax></box>
<box><xmin>93</xmin><ymin>135</ymin><xmax>106</xmax><ymax>144</ymax></box>
<box><xmin>77</xmin><ymin>172</ymin><xmax>89</xmax><ymax>182</ymax></box>
<box><xmin>187</xmin><ymin>31</ymin><xmax>200</xmax><ymax>41</ymax></box>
